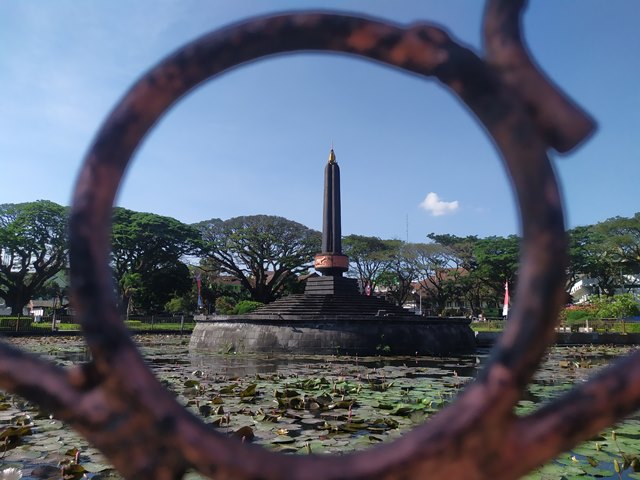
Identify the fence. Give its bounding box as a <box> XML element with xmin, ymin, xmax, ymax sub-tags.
<box><xmin>0</xmin><ymin>314</ymin><xmax>195</xmax><ymax>334</ymax></box>
<box><xmin>472</xmin><ymin>318</ymin><xmax>639</xmax><ymax>334</ymax></box>
<box><xmin>560</xmin><ymin>318</ymin><xmax>640</xmax><ymax>334</ymax></box>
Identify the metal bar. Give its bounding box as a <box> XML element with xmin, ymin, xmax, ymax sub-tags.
<box><xmin>1</xmin><ymin>4</ymin><xmax>634</xmax><ymax>480</ymax></box>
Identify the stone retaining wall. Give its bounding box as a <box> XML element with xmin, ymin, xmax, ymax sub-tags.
<box><xmin>190</xmin><ymin>318</ymin><xmax>475</xmax><ymax>356</ymax></box>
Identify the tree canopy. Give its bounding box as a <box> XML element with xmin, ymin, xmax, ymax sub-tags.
<box><xmin>343</xmin><ymin>235</ymin><xmax>395</xmax><ymax>291</ymax></box>
<box><xmin>111</xmin><ymin>208</ymin><xmax>200</xmax><ymax>314</ymax></box>
<box><xmin>0</xmin><ymin>201</ymin><xmax>68</xmax><ymax>314</ymax></box>
<box><xmin>3</xmin><ymin>197</ymin><xmax>639</xmax><ymax>317</ymax></box>
<box><xmin>376</xmin><ymin>240</ymin><xmax>417</xmax><ymax>307</ymax></box>
<box><xmin>197</xmin><ymin>215</ymin><xmax>321</xmax><ymax>304</ymax></box>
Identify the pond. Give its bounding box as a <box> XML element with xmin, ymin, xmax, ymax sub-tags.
<box><xmin>0</xmin><ymin>335</ymin><xmax>639</xmax><ymax>479</ymax></box>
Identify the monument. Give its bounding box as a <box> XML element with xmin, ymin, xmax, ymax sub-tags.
<box><xmin>308</xmin><ymin>148</ymin><xmax>360</xmax><ymax>296</ymax></box>
<box><xmin>190</xmin><ymin>149</ymin><xmax>475</xmax><ymax>355</ymax></box>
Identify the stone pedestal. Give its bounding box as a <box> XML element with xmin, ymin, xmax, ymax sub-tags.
<box><xmin>304</xmin><ymin>275</ymin><xmax>359</xmax><ymax>295</ymax></box>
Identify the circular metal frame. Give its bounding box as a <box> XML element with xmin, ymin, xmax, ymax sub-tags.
<box><xmin>2</xmin><ymin>3</ymin><xmax>640</xmax><ymax>479</ymax></box>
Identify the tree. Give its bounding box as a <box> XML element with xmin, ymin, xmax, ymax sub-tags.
<box><xmin>197</xmin><ymin>215</ymin><xmax>321</xmax><ymax>303</ymax></box>
<box><xmin>376</xmin><ymin>240</ymin><xmax>417</xmax><ymax>307</ymax></box>
<box><xmin>343</xmin><ymin>235</ymin><xmax>394</xmax><ymax>290</ymax></box>
<box><xmin>39</xmin><ymin>274</ymin><xmax>70</xmax><ymax>314</ymax></box>
<box><xmin>0</xmin><ymin>201</ymin><xmax>68</xmax><ymax>315</ymax></box>
<box><xmin>474</xmin><ymin>235</ymin><xmax>520</xmax><ymax>299</ymax></box>
<box><xmin>165</xmin><ymin>294</ymin><xmax>194</xmax><ymax>315</ymax></box>
<box><xmin>408</xmin><ymin>242</ymin><xmax>460</xmax><ymax>315</ymax></box>
<box><xmin>111</xmin><ymin>208</ymin><xmax>200</xmax><ymax>314</ymax></box>
<box><xmin>567</xmin><ymin>225</ymin><xmax>619</xmax><ymax>297</ymax></box>
<box><xmin>428</xmin><ymin>234</ymin><xmax>490</xmax><ymax>315</ymax></box>
<box><xmin>594</xmin><ymin>213</ymin><xmax>640</xmax><ymax>292</ymax></box>
<box><xmin>193</xmin><ymin>260</ymin><xmax>250</xmax><ymax>314</ymax></box>
<box><xmin>597</xmin><ymin>213</ymin><xmax>640</xmax><ymax>272</ymax></box>
<box><xmin>567</xmin><ymin>226</ymin><xmax>596</xmax><ymax>291</ymax></box>
<box><xmin>590</xmin><ymin>293</ymin><xmax>640</xmax><ymax>319</ymax></box>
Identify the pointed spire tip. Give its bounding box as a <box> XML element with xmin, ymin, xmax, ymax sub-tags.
<box><xmin>328</xmin><ymin>148</ymin><xmax>336</xmax><ymax>164</ymax></box>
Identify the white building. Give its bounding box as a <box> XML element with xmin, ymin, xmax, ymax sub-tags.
<box><xmin>569</xmin><ymin>274</ymin><xmax>640</xmax><ymax>304</ymax></box>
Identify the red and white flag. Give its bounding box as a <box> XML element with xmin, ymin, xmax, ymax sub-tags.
<box><xmin>502</xmin><ymin>280</ymin><xmax>509</xmax><ymax>318</ymax></box>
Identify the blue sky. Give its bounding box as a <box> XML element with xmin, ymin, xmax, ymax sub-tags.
<box><xmin>1</xmin><ymin>1</ymin><xmax>638</xmax><ymax>241</ymax></box>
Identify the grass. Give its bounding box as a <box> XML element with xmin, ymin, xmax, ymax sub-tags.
<box><xmin>7</xmin><ymin>322</ymin><xmax>196</xmax><ymax>333</ymax></box>
<box><xmin>471</xmin><ymin>319</ymin><xmax>640</xmax><ymax>334</ymax></box>
<box><xmin>471</xmin><ymin>320</ymin><xmax>504</xmax><ymax>332</ymax></box>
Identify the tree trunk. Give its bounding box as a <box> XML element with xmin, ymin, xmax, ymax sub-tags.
<box><xmin>5</xmin><ymin>286</ymin><xmax>31</xmax><ymax>316</ymax></box>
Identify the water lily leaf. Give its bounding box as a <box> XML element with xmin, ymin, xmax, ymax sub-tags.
<box><xmin>31</xmin><ymin>464</ymin><xmax>62</xmax><ymax>479</ymax></box>
<box><xmin>210</xmin><ymin>416</ymin><xmax>230</xmax><ymax>427</ymax></box>
<box><xmin>232</xmin><ymin>426</ymin><xmax>255</xmax><ymax>442</ymax></box>
<box><xmin>389</xmin><ymin>405</ymin><xmax>415</xmax><ymax>417</ymax></box>
<box><xmin>198</xmin><ymin>405</ymin><xmax>212</xmax><ymax>417</ymax></box>
<box><xmin>275</xmin><ymin>389</ymin><xmax>300</xmax><ymax>399</ymax></box>
<box><xmin>314</xmin><ymin>393</ymin><xmax>333</xmax><ymax>406</ymax></box>
<box><xmin>270</xmin><ymin>436</ymin><xmax>296</xmax><ymax>444</ymax></box>
<box><xmin>339</xmin><ymin>422</ymin><xmax>368</xmax><ymax>433</ymax></box>
<box><xmin>61</xmin><ymin>463</ymin><xmax>87</xmax><ymax>480</ymax></box>
<box><xmin>65</xmin><ymin>446</ymin><xmax>80</xmax><ymax>457</ymax></box>
<box><xmin>333</xmin><ymin>400</ymin><xmax>355</xmax><ymax>410</ymax></box>
<box><xmin>0</xmin><ymin>426</ymin><xmax>32</xmax><ymax>449</ymax></box>
<box><xmin>82</xmin><ymin>462</ymin><xmax>112</xmax><ymax>473</ymax></box>
<box><xmin>240</xmin><ymin>384</ymin><xmax>257</xmax><ymax>398</ymax></box>
<box><xmin>219</xmin><ymin>384</ymin><xmax>239</xmax><ymax>394</ymax></box>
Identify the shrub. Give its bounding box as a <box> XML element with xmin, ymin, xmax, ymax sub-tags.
<box><xmin>165</xmin><ymin>295</ymin><xmax>191</xmax><ymax>314</ymax></box>
<box><xmin>565</xmin><ymin>306</ymin><xmax>597</xmax><ymax>324</ymax></box>
<box><xmin>590</xmin><ymin>293</ymin><xmax>640</xmax><ymax>319</ymax></box>
<box><xmin>483</xmin><ymin>308</ymin><xmax>501</xmax><ymax>319</ymax></box>
<box><xmin>234</xmin><ymin>300</ymin><xmax>263</xmax><ymax>315</ymax></box>
<box><xmin>559</xmin><ymin>304</ymin><xmax>597</xmax><ymax>325</ymax></box>
<box><xmin>215</xmin><ymin>296</ymin><xmax>237</xmax><ymax>315</ymax></box>
<box><xmin>0</xmin><ymin>317</ymin><xmax>33</xmax><ymax>330</ymax></box>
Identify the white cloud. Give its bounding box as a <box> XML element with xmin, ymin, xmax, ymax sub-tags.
<box><xmin>419</xmin><ymin>192</ymin><xmax>459</xmax><ymax>216</ymax></box>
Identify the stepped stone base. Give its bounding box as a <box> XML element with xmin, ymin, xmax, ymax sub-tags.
<box><xmin>190</xmin><ymin>275</ymin><xmax>475</xmax><ymax>356</ymax></box>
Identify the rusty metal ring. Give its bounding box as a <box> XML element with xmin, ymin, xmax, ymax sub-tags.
<box><xmin>2</xmin><ymin>3</ymin><xmax>640</xmax><ymax>479</ymax></box>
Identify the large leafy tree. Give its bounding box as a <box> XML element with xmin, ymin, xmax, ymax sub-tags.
<box><xmin>111</xmin><ymin>208</ymin><xmax>200</xmax><ymax>314</ymax></box>
<box><xmin>567</xmin><ymin>224</ymin><xmax>621</xmax><ymax>297</ymax></box>
<box><xmin>597</xmin><ymin>213</ymin><xmax>640</xmax><ymax>269</ymax></box>
<box><xmin>474</xmin><ymin>235</ymin><xmax>521</xmax><ymax>299</ymax></box>
<box><xmin>196</xmin><ymin>215</ymin><xmax>321</xmax><ymax>303</ymax></box>
<box><xmin>428</xmin><ymin>234</ymin><xmax>493</xmax><ymax>315</ymax></box>
<box><xmin>343</xmin><ymin>235</ymin><xmax>394</xmax><ymax>290</ymax></box>
<box><xmin>595</xmin><ymin>213</ymin><xmax>640</xmax><ymax>291</ymax></box>
<box><xmin>408</xmin><ymin>242</ymin><xmax>460</xmax><ymax>314</ymax></box>
<box><xmin>0</xmin><ymin>201</ymin><xmax>68</xmax><ymax>315</ymax></box>
<box><xmin>567</xmin><ymin>226</ymin><xmax>596</xmax><ymax>290</ymax></box>
<box><xmin>376</xmin><ymin>240</ymin><xmax>417</xmax><ymax>307</ymax></box>
<box><xmin>192</xmin><ymin>260</ymin><xmax>251</xmax><ymax>314</ymax></box>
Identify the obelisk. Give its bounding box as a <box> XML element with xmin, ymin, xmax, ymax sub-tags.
<box><xmin>314</xmin><ymin>148</ymin><xmax>349</xmax><ymax>276</ymax></box>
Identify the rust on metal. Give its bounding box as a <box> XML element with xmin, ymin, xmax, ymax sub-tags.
<box><xmin>1</xmin><ymin>1</ymin><xmax>637</xmax><ymax>479</ymax></box>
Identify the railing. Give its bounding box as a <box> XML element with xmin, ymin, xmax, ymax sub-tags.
<box><xmin>560</xmin><ymin>318</ymin><xmax>639</xmax><ymax>334</ymax></box>
<box><xmin>2</xmin><ymin>2</ymin><xmax>640</xmax><ymax>479</ymax></box>
<box><xmin>0</xmin><ymin>314</ymin><xmax>195</xmax><ymax>334</ymax></box>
